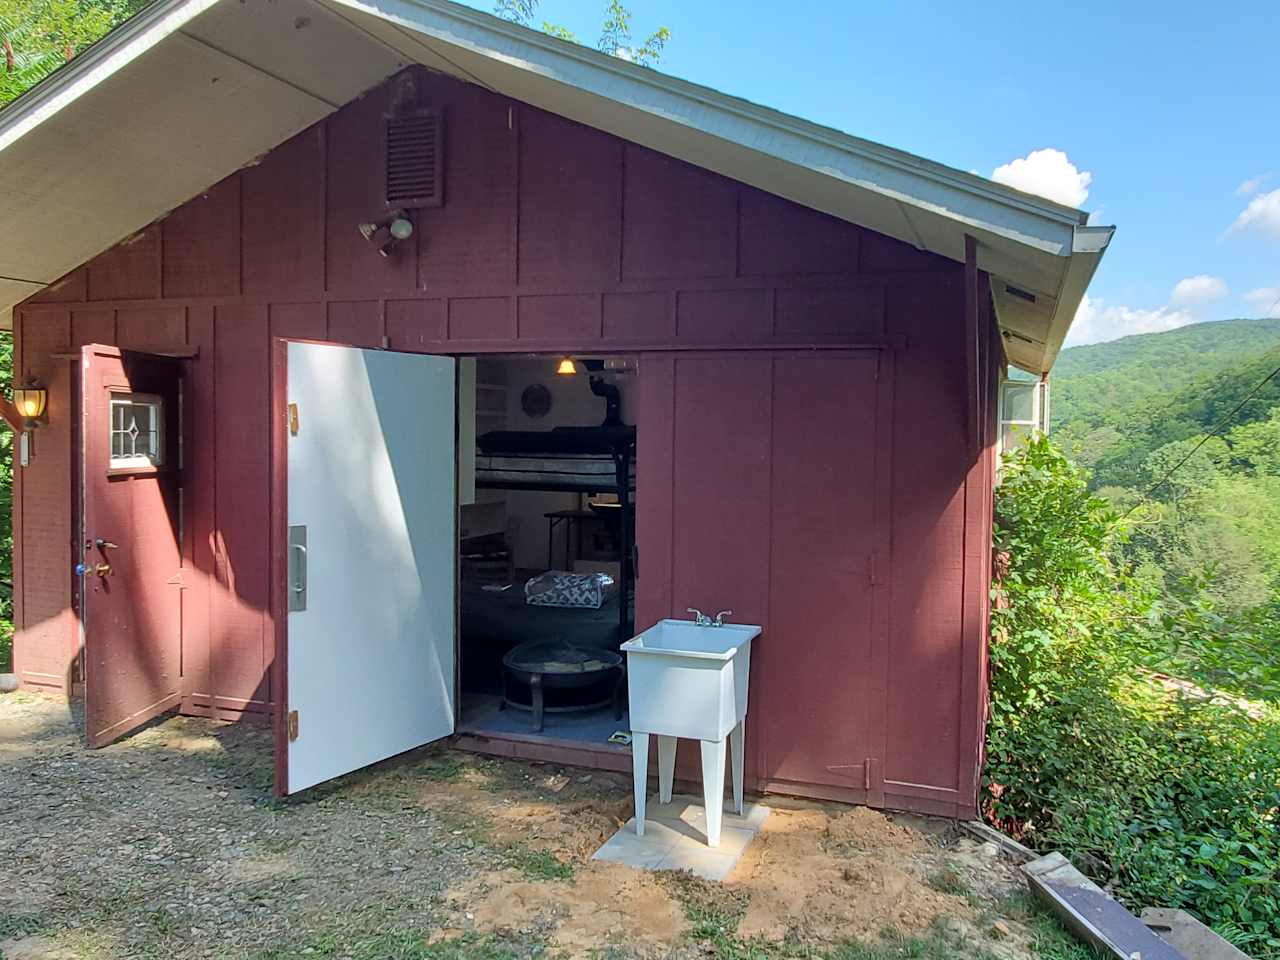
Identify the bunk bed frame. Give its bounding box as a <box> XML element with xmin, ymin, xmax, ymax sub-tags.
<box><xmin>474</xmin><ymin>427</ymin><xmax>636</xmax><ymax>639</ymax></box>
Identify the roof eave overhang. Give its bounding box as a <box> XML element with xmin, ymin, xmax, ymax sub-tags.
<box><xmin>0</xmin><ymin>0</ymin><xmax>1112</xmax><ymax>371</ymax></box>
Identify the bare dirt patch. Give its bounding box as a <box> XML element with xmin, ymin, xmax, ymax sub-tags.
<box><xmin>730</xmin><ymin>805</ymin><xmax>966</xmax><ymax>942</ymax></box>
<box><xmin>449</xmin><ymin>862</ymin><xmax>688</xmax><ymax>954</ymax></box>
<box><xmin>1</xmin><ymin>692</ymin><xmax>1052</xmax><ymax>959</ymax></box>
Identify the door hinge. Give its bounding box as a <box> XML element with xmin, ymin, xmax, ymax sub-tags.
<box><xmin>287</xmin><ymin>710</ymin><xmax>300</xmax><ymax>741</ymax></box>
<box><xmin>288</xmin><ymin>403</ymin><xmax>300</xmax><ymax>436</ymax></box>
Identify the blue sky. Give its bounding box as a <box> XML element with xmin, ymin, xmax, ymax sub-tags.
<box><xmin>465</xmin><ymin>0</ymin><xmax>1280</xmax><ymax>345</ymax></box>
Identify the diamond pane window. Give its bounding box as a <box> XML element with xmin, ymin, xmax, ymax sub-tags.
<box><xmin>109</xmin><ymin>393</ymin><xmax>163</xmax><ymax>469</ymax></box>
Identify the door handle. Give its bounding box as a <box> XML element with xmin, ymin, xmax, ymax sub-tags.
<box><xmin>287</xmin><ymin>525</ymin><xmax>307</xmax><ymax>612</ymax></box>
<box><xmin>290</xmin><ymin>545</ymin><xmax>307</xmax><ymax>593</ymax></box>
<box><xmin>94</xmin><ymin>563</ymin><xmax>112</xmax><ymax>577</ymax></box>
<box><xmin>95</xmin><ymin>538</ymin><xmax>119</xmax><ymax>551</ymax></box>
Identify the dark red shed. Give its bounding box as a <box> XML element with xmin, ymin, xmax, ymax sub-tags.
<box><xmin>0</xmin><ymin>0</ymin><xmax>1112</xmax><ymax>819</ymax></box>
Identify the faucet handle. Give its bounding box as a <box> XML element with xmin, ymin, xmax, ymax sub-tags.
<box><xmin>686</xmin><ymin>607</ymin><xmax>710</xmax><ymax>626</ymax></box>
<box><xmin>713</xmin><ymin>610</ymin><xmax>734</xmax><ymax>626</ymax></box>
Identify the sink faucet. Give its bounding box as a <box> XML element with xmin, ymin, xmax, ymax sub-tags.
<box><xmin>713</xmin><ymin>610</ymin><xmax>733</xmax><ymax>627</ymax></box>
<box><xmin>686</xmin><ymin>608</ymin><xmax>713</xmax><ymax>626</ymax></box>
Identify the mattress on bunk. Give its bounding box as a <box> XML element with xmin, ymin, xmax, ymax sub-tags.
<box><xmin>477</xmin><ymin>425</ymin><xmax>635</xmax><ymax>456</ymax></box>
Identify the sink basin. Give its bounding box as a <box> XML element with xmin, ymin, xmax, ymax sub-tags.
<box><xmin>622</xmin><ymin>619</ymin><xmax>760</xmax><ymax>742</ymax></box>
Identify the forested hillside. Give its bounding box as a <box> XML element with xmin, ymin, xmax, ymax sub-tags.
<box><xmin>1051</xmin><ymin>318</ymin><xmax>1280</xmax><ymax>614</ymax></box>
<box><xmin>1053</xmin><ymin>318</ymin><xmax>1280</xmax><ymax>482</ymax></box>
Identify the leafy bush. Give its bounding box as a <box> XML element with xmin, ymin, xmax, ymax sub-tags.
<box><xmin>984</xmin><ymin>437</ymin><xmax>1280</xmax><ymax>958</ymax></box>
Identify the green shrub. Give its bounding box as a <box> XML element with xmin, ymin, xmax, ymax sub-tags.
<box><xmin>985</xmin><ymin>437</ymin><xmax>1280</xmax><ymax>958</ymax></box>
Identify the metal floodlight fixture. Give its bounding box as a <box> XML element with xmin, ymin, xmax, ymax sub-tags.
<box><xmin>357</xmin><ymin>210</ymin><xmax>414</xmax><ymax>257</ymax></box>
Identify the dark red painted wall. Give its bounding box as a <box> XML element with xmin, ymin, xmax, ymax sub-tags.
<box><xmin>14</xmin><ymin>67</ymin><xmax>998</xmax><ymax>817</ymax></box>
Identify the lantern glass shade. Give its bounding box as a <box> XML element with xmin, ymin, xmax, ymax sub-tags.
<box><xmin>14</xmin><ymin>385</ymin><xmax>47</xmax><ymax>422</ymax></box>
<box><xmin>556</xmin><ymin>357</ymin><xmax>577</xmax><ymax>376</ymax></box>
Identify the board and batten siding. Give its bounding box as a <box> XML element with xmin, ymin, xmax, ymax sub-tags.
<box><xmin>13</xmin><ymin>67</ymin><xmax>999</xmax><ymax>817</ymax></box>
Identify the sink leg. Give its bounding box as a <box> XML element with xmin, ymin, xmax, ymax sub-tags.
<box><xmin>700</xmin><ymin>739</ymin><xmax>727</xmax><ymax>848</ymax></box>
<box><xmin>657</xmin><ymin>736</ymin><xmax>677</xmax><ymax>804</ymax></box>
<box><xmin>632</xmin><ymin>732</ymin><xmax>649</xmax><ymax>836</ymax></box>
<box><xmin>730</xmin><ymin>720</ymin><xmax>745</xmax><ymax>816</ymax></box>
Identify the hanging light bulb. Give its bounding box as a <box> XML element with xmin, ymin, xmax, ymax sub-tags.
<box><xmin>556</xmin><ymin>357</ymin><xmax>577</xmax><ymax>376</ymax></box>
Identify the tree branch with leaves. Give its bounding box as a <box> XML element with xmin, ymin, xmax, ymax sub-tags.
<box><xmin>494</xmin><ymin>0</ymin><xmax>669</xmax><ymax>66</ymax></box>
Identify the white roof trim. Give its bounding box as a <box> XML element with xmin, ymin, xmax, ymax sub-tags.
<box><xmin>0</xmin><ymin>0</ymin><xmax>222</xmax><ymax>157</ymax></box>
<box><xmin>0</xmin><ymin>0</ymin><xmax>1112</xmax><ymax>371</ymax></box>
<box><xmin>347</xmin><ymin>0</ymin><xmax>1089</xmax><ymax>220</ymax></box>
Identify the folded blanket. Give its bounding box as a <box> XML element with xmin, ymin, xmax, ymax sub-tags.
<box><xmin>525</xmin><ymin>570</ymin><xmax>615</xmax><ymax>609</ymax></box>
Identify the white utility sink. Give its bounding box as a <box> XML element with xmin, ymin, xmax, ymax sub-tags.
<box><xmin>622</xmin><ymin>618</ymin><xmax>761</xmax><ymax>847</ymax></box>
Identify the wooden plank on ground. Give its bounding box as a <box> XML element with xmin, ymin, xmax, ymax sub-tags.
<box><xmin>1023</xmin><ymin>853</ymin><xmax>1187</xmax><ymax>959</ymax></box>
<box><xmin>962</xmin><ymin>820</ymin><xmax>1037</xmax><ymax>863</ymax></box>
<box><xmin>1141</xmin><ymin>909</ymin><xmax>1252</xmax><ymax>960</ymax></box>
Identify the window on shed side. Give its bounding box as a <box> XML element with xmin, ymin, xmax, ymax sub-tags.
<box><xmin>998</xmin><ymin>376</ymin><xmax>1049</xmax><ymax>457</ymax></box>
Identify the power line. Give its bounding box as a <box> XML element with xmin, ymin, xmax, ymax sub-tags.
<box><xmin>1124</xmin><ymin>358</ymin><xmax>1280</xmax><ymax>516</ymax></box>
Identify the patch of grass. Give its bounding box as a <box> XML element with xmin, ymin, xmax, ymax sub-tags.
<box><xmin>0</xmin><ymin>912</ymin><xmax>48</xmax><ymax>940</ymax></box>
<box><xmin>147</xmin><ymin>906</ymin><xmax>179</xmax><ymax>936</ymax></box>
<box><xmin>256</xmin><ymin>833</ymin><xmax>300</xmax><ymax>855</ymax></box>
<box><xmin>660</xmin><ymin>871</ymin><xmax>786</xmax><ymax>960</ymax></box>
<box><xmin>831</xmin><ymin>920</ymin><xmax>998</xmax><ymax>960</ymax></box>
<box><xmin>925</xmin><ymin>865</ymin><xmax>970</xmax><ymax>898</ymax></box>
<box><xmin>419</xmin><ymin>754</ymin><xmax>467</xmax><ymax>782</ymax></box>
<box><xmin>999</xmin><ymin>892</ymin><xmax>1109</xmax><ymax>960</ymax></box>
<box><xmin>254</xmin><ymin>930</ymin><xmax>527</xmax><ymax>960</ymax></box>
<box><xmin>502</xmin><ymin>844</ymin><xmax>573</xmax><ymax>881</ymax></box>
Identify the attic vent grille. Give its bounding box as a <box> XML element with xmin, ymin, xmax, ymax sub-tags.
<box><xmin>384</xmin><ymin>109</ymin><xmax>443</xmax><ymax>209</ymax></box>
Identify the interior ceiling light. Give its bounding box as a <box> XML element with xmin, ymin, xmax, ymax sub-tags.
<box><xmin>556</xmin><ymin>357</ymin><xmax>577</xmax><ymax>376</ymax></box>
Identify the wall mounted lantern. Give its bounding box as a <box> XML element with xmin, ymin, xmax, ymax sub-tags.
<box><xmin>14</xmin><ymin>377</ymin><xmax>47</xmax><ymax>429</ymax></box>
<box><xmin>555</xmin><ymin>356</ymin><xmax>577</xmax><ymax>376</ymax></box>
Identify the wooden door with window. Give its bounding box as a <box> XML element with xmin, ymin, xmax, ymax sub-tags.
<box><xmin>79</xmin><ymin>345</ymin><xmax>185</xmax><ymax>747</ymax></box>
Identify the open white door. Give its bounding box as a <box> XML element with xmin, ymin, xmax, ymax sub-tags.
<box><xmin>281</xmin><ymin>341</ymin><xmax>456</xmax><ymax>794</ymax></box>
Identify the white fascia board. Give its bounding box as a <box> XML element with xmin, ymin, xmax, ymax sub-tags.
<box><xmin>1039</xmin><ymin>225</ymin><xmax>1115</xmax><ymax>371</ymax></box>
<box><xmin>326</xmin><ymin>0</ymin><xmax>1088</xmax><ymax>260</ymax></box>
<box><xmin>0</xmin><ymin>0</ymin><xmax>214</xmax><ymax>155</ymax></box>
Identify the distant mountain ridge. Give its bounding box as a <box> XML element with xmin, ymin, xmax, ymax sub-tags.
<box><xmin>1053</xmin><ymin>318</ymin><xmax>1280</xmax><ymax>430</ymax></box>
<box><xmin>1055</xmin><ymin>317</ymin><xmax>1280</xmax><ymax>380</ymax></box>
<box><xmin>1050</xmin><ymin>318</ymin><xmax>1280</xmax><ymax>489</ymax></box>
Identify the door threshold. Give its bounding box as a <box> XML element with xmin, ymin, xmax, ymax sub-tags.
<box><xmin>453</xmin><ymin>726</ymin><xmax>632</xmax><ymax>774</ymax></box>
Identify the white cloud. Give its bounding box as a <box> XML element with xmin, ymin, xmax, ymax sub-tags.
<box><xmin>1243</xmin><ymin>287</ymin><xmax>1280</xmax><ymax>318</ymax></box>
<box><xmin>1069</xmin><ymin>274</ymin><xmax>1232</xmax><ymax>346</ymax></box>
<box><xmin>1236</xmin><ymin>173</ymin><xmax>1271</xmax><ymax>197</ymax></box>
<box><xmin>1170</xmin><ymin>274</ymin><xmax>1229</xmax><ymax>307</ymax></box>
<box><xmin>1068</xmin><ymin>295</ymin><xmax>1195</xmax><ymax>346</ymax></box>
<box><xmin>1229</xmin><ymin>188</ymin><xmax>1280</xmax><ymax>240</ymax></box>
<box><xmin>992</xmin><ymin>148</ymin><xmax>1092</xmax><ymax>208</ymax></box>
